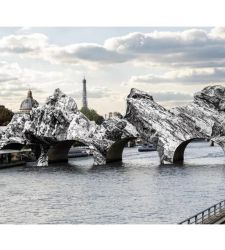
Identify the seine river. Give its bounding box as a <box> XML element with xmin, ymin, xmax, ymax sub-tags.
<box><xmin>0</xmin><ymin>141</ymin><xmax>225</xmax><ymax>224</ymax></box>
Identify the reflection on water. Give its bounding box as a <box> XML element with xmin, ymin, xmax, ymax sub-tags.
<box><xmin>0</xmin><ymin>141</ymin><xmax>225</xmax><ymax>224</ymax></box>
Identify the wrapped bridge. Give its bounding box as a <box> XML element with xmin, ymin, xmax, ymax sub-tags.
<box><xmin>1</xmin><ymin>85</ymin><xmax>225</xmax><ymax>166</ymax></box>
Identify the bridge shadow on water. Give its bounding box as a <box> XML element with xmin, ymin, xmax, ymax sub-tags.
<box><xmin>3</xmin><ymin>141</ymin><xmax>225</xmax><ymax>176</ymax></box>
<box><xmin>156</xmin><ymin>141</ymin><xmax>225</xmax><ymax>178</ymax></box>
<box><xmin>16</xmin><ymin>157</ymin><xmax>127</xmax><ymax>175</ymax></box>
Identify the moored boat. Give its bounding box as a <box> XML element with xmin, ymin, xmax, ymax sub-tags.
<box><xmin>0</xmin><ymin>148</ymin><xmax>31</xmax><ymax>169</ymax></box>
<box><xmin>68</xmin><ymin>146</ymin><xmax>92</xmax><ymax>158</ymax></box>
<box><xmin>138</xmin><ymin>143</ymin><xmax>156</xmax><ymax>152</ymax></box>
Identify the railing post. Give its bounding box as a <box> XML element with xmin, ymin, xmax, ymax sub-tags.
<box><xmin>195</xmin><ymin>215</ymin><xmax>197</xmax><ymax>224</ymax></box>
<box><xmin>214</xmin><ymin>205</ymin><xmax>216</xmax><ymax>215</ymax></box>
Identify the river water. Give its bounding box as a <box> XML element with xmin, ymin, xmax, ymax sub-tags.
<box><xmin>0</xmin><ymin>141</ymin><xmax>225</xmax><ymax>224</ymax></box>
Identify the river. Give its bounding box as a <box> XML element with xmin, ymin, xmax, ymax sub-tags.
<box><xmin>0</xmin><ymin>141</ymin><xmax>225</xmax><ymax>224</ymax></box>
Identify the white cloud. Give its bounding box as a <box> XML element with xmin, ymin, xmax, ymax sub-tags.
<box><xmin>104</xmin><ymin>28</ymin><xmax>225</xmax><ymax>67</ymax></box>
<box><xmin>0</xmin><ymin>33</ymin><xmax>48</xmax><ymax>54</ymax></box>
<box><xmin>0</xmin><ymin>61</ymin><xmax>64</xmax><ymax>85</ymax></box>
<box><xmin>43</xmin><ymin>43</ymin><xmax>134</xmax><ymax>65</ymax></box>
<box><xmin>0</xmin><ymin>33</ymin><xmax>133</xmax><ymax>65</ymax></box>
<box><xmin>0</xmin><ymin>61</ymin><xmax>67</xmax><ymax>101</ymax></box>
<box><xmin>152</xmin><ymin>91</ymin><xmax>193</xmax><ymax>102</ymax></box>
<box><xmin>209</xmin><ymin>27</ymin><xmax>225</xmax><ymax>39</ymax></box>
<box><xmin>105</xmin><ymin>29</ymin><xmax>210</xmax><ymax>53</ymax></box>
<box><xmin>16</xmin><ymin>27</ymin><xmax>32</xmax><ymax>34</ymax></box>
<box><xmin>129</xmin><ymin>68</ymin><xmax>225</xmax><ymax>85</ymax></box>
<box><xmin>1</xmin><ymin>27</ymin><xmax>225</xmax><ymax>68</ymax></box>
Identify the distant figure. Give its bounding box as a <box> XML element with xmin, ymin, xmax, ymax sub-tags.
<box><xmin>82</xmin><ymin>77</ymin><xmax>88</xmax><ymax>109</ymax></box>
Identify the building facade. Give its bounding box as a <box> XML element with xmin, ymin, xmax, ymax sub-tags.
<box><xmin>20</xmin><ymin>90</ymin><xmax>39</xmax><ymax>113</ymax></box>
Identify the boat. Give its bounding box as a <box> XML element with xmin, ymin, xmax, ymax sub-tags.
<box><xmin>68</xmin><ymin>146</ymin><xmax>92</xmax><ymax>158</ymax></box>
<box><xmin>0</xmin><ymin>148</ymin><xmax>31</xmax><ymax>169</ymax></box>
<box><xmin>138</xmin><ymin>143</ymin><xmax>156</xmax><ymax>152</ymax></box>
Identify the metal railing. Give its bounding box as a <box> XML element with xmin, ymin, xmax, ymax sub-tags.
<box><xmin>179</xmin><ymin>200</ymin><xmax>225</xmax><ymax>224</ymax></box>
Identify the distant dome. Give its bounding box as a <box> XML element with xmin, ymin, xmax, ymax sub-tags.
<box><xmin>20</xmin><ymin>90</ymin><xmax>39</xmax><ymax>113</ymax></box>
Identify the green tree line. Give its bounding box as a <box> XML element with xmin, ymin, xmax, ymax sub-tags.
<box><xmin>0</xmin><ymin>106</ymin><xmax>13</xmax><ymax>126</ymax></box>
<box><xmin>80</xmin><ymin>107</ymin><xmax>104</xmax><ymax>125</ymax></box>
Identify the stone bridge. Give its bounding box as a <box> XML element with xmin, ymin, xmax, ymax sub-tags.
<box><xmin>125</xmin><ymin>85</ymin><xmax>225</xmax><ymax>164</ymax></box>
<box><xmin>0</xmin><ymin>85</ymin><xmax>225</xmax><ymax>166</ymax></box>
<box><xmin>0</xmin><ymin>89</ymin><xmax>138</xmax><ymax>166</ymax></box>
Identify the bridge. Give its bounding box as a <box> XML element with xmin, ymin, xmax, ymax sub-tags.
<box><xmin>0</xmin><ymin>85</ymin><xmax>225</xmax><ymax>166</ymax></box>
<box><xmin>0</xmin><ymin>88</ymin><xmax>138</xmax><ymax>166</ymax></box>
<box><xmin>125</xmin><ymin>85</ymin><xmax>225</xmax><ymax>164</ymax></box>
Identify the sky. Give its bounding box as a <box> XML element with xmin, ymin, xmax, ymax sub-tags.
<box><xmin>0</xmin><ymin>26</ymin><xmax>225</xmax><ymax>116</ymax></box>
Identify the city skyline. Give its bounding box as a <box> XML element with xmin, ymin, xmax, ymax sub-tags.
<box><xmin>0</xmin><ymin>27</ymin><xmax>225</xmax><ymax>115</ymax></box>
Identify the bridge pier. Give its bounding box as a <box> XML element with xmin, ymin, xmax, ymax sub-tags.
<box><xmin>172</xmin><ymin>139</ymin><xmax>195</xmax><ymax>163</ymax></box>
<box><xmin>37</xmin><ymin>145</ymin><xmax>49</xmax><ymax>167</ymax></box>
<box><xmin>48</xmin><ymin>141</ymin><xmax>74</xmax><ymax>163</ymax></box>
<box><xmin>106</xmin><ymin>138</ymin><xmax>134</xmax><ymax>163</ymax></box>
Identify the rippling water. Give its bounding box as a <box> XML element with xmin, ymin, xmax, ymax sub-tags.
<box><xmin>0</xmin><ymin>141</ymin><xmax>225</xmax><ymax>224</ymax></box>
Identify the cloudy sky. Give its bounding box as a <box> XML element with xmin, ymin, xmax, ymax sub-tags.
<box><xmin>0</xmin><ymin>26</ymin><xmax>225</xmax><ymax>115</ymax></box>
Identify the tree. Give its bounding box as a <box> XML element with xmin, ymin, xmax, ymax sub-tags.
<box><xmin>80</xmin><ymin>107</ymin><xmax>104</xmax><ymax>125</ymax></box>
<box><xmin>0</xmin><ymin>105</ymin><xmax>13</xmax><ymax>126</ymax></box>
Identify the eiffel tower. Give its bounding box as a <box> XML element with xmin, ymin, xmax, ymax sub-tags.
<box><xmin>82</xmin><ymin>77</ymin><xmax>88</xmax><ymax>109</ymax></box>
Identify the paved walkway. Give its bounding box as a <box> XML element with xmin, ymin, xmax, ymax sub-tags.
<box><xmin>202</xmin><ymin>210</ymin><xmax>225</xmax><ymax>224</ymax></box>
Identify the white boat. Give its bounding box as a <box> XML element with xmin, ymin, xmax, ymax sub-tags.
<box><xmin>68</xmin><ymin>146</ymin><xmax>92</xmax><ymax>158</ymax></box>
<box><xmin>138</xmin><ymin>143</ymin><xmax>156</xmax><ymax>152</ymax></box>
<box><xmin>0</xmin><ymin>148</ymin><xmax>31</xmax><ymax>168</ymax></box>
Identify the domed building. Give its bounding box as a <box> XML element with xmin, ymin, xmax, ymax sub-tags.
<box><xmin>20</xmin><ymin>90</ymin><xmax>39</xmax><ymax>113</ymax></box>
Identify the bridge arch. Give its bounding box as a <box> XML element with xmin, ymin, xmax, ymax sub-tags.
<box><xmin>47</xmin><ymin>137</ymin><xmax>138</xmax><ymax>166</ymax></box>
<box><xmin>106</xmin><ymin>137</ymin><xmax>136</xmax><ymax>163</ymax></box>
<box><xmin>172</xmin><ymin>138</ymin><xmax>224</xmax><ymax>163</ymax></box>
<box><xmin>46</xmin><ymin>139</ymin><xmax>105</xmax><ymax>166</ymax></box>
